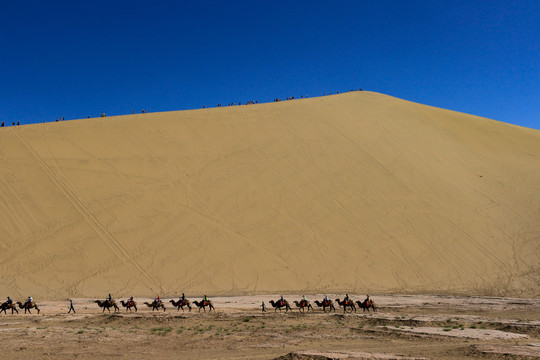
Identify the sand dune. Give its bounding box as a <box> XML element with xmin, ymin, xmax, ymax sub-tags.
<box><xmin>0</xmin><ymin>91</ymin><xmax>538</xmax><ymax>300</ymax></box>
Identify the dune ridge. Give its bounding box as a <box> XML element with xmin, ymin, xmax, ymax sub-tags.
<box><xmin>0</xmin><ymin>91</ymin><xmax>538</xmax><ymax>300</ymax></box>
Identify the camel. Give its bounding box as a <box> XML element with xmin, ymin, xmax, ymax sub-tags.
<box><xmin>120</xmin><ymin>299</ymin><xmax>137</xmax><ymax>312</ymax></box>
<box><xmin>94</xmin><ymin>300</ymin><xmax>120</xmax><ymax>313</ymax></box>
<box><xmin>293</xmin><ymin>300</ymin><xmax>313</xmax><ymax>313</ymax></box>
<box><xmin>169</xmin><ymin>299</ymin><xmax>191</xmax><ymax>312</ymax></box>
<box><xmin>268</xmin><ymin>299</ymin><xmax>292</xmax><ymax>313</ymax></box>
<box><xmin>192</xmin><ymin>300</ymin><xmax>215</xmax><ymax>313</ymax></box>
<box><xmin>314</xmin><ymin>299</ymin><xmax>336</xmax><ymax>313</ymax></box>
<box><xmin>16</xmin><ymin>301</ymin><xmax>40</xmax><ymax>314</ymax></box>
<box><xmin>0</xmin><ymin>302</ymin><xmax>18</xmax><ymax>315</ymax></box>
<box><xmin>356</xmin><ymin>299</ymin><xmax>377</xmax><ymax>312</ymax></box>
<box><xmin>335</xmin><ymin>298</ymin><xmax>356</xmax><ymax>313</ymax></box>
<box><xmin>144</xmin><ymin>300</ymin><xmax>166</xmax><ymax>312</ymax></box>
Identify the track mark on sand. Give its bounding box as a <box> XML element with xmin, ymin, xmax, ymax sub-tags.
<box><xmin>15</xmin><ymin>133</ymin><xmax>163</xmax><ymax>293</ymax></box>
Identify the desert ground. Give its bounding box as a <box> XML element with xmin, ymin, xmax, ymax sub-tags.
<box><xmin>0</xmin><ymin>294</ymin><xmax>539</xmax><ymax>359</ymax></box>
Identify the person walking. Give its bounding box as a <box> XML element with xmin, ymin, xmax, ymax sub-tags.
<box><xmin>261</xmin><ymin>301</ymin><xmax>266</xmax><ymax>312</ymax></box>
<box><xmin>68</xmin><ymin>299</ymin><xmax>76</xmax><ymax>313</ymax></box>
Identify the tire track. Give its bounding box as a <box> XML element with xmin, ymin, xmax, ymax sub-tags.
<box><xmin>15</xmin><ymin>133</ymin><xmax>163</xmax><ymax>293</ymax></box>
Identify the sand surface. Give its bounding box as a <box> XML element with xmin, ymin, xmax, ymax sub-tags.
<box><xmin>0</xmin><ymin>91</ymin><xmax>539</xmax><ymax>300</ymax></box>
<box><xmin>0</xmin><ymin>294</ymin><xmax>538</xmax><ymax>359</ymax></box>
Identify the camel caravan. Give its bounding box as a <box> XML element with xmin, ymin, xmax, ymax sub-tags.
<box><xmin>1</xmin><ymin>294</ymin><xmax>375</xmax><ymax>315</ymax></box>
<box><xmin>0</xmin><ymin>297</ymin><xmax>40</xmax><ymax>315</ymax></box>
<box><xmin>92</xmin><ymin>294</ymin><xmax>214</xmax><ymax>314</ymax></box>
<box><xmin>265</xmin><ymin>294</ymin><xmax>375</xmax><ymax>314</ymax></box>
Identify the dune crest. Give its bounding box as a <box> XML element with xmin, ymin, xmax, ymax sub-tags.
<box><xmin>1</xmin><ymin>91</ymin><xmax>539</xmax><ymax>299</ymax></box>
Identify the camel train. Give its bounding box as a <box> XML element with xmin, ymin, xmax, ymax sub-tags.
<box><xmin>1</xmin><ymin>295</ymin><xmax>375</xmax><ymax>315</ymax></box>
<box><xmin>267</xmin><ymin>295</ymin><xmax>375</xmax><ymax>314</ymax></box>
<box><xmin>0</xmin><ymin>299</ymin><xmax>40</xmax><ymax>315</ymax></box>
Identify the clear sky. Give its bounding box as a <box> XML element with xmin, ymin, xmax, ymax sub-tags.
<box><xmin>1</xmin><ymin>0</ymin><xmax>539</xmax><ymax>129</ymax></box>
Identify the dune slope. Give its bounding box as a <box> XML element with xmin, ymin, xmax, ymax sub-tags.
<box><xmin>0</xmin><ymin>91</ymin><xmax>539</xmax><ymax>299</ymax></box>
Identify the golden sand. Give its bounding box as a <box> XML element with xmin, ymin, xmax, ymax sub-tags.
<box><xmin>0</xmin><ymin>91</ymin><xmax>538</xmax><ymax>299</ymax></box>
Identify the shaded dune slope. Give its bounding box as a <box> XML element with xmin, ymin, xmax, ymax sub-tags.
<box><xmin>1</xmin><ymin>92</ymin><xmax>539</xmax><ymax>299</ymax></box>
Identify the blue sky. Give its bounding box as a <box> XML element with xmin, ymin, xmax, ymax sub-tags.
<box><xmin>1</xmin><ymin>1</ymin><xmax>538</xmax><ymax>129</ymax></box>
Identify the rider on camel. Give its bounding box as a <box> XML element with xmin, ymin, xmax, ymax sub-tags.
<box><xmin>203</xmin><ymin>295</ymin><xmax>208</xmax><ymax>306</ymax></box>
<box><xmin>324</xmin><ymin>294</ymin><xmax>329</xmax><ymax>305</ymax></box>
<box><xmin>181</xmin><ymin>293</ymin><xmax>185</xmax><ymax>302</ymax></box>
<box><xmin>302</xmin><ymin>295</ymin><xmax>307</xmax><ymax>306</ymax></box>
<box><xmin>344</xmin><ymin>293</ymin><xmax>350</xmax><ymax>304</ymax></box>
<box><xmin>280</xmin><ymin>295</ymin><xmax>285</xmax><ymax>306</ymax></box>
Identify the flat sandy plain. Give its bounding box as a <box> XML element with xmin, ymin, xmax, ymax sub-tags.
<box><xmin>1</xmin><ymin>294</ymin><xmax>539</xmax><ymax>359</ymax></box>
